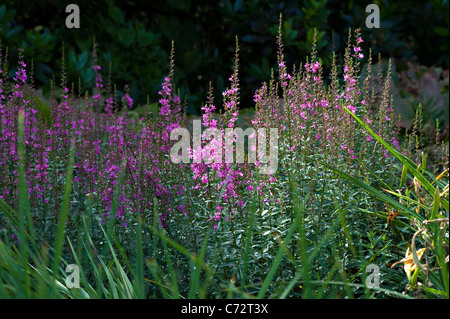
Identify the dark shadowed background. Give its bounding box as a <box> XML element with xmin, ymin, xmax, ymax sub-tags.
<box><xmin>0</xmin><ymin>0</ymin><xmax>448</xmax><ymax>136</ymax></box>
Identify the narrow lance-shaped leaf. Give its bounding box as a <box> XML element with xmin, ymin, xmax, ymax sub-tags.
<box><xmin>344</xmin><ymin>106</ymin><xmax>449</xmax><ymax>212</ymax></box>
<box><xmin>332</xmin><ymin>167</ymin><xmax>424</xmax><ymax>221</ymax></box>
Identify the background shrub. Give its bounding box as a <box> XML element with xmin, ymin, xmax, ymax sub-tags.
<box><xmin>1</xmin><ymin>0</ymin><xmax>448</xmax><ymax>121</ymax></box>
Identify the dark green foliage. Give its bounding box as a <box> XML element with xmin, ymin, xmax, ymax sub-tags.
<box><xmin>1</xmin><ymin>0</ymin><xmax>448</xmax><ymax>111</ymax></box>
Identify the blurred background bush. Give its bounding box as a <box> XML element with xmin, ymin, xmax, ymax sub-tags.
<box><xmin>0</xmin><ymin>0</ymin><xmax>448</xmax><ymax>137</ymax></box>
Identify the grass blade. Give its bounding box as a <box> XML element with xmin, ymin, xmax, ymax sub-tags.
<box><xmin>256</xmin><ymin>191</ymin><xmax>306</xmax><ymax>298</ymax></box>
<box><xmin>188</xmin><ymin>230</ymin><xmax>209</xmax><ymax>299</ymax></box>
<box><xmin>51</xmin><ymin>143</ymin><xmax>75</xmax><ymax>283</ymax></box>
<box><xmin>241</xmin><ymin>185</ymin><xmax>257</xmax><ymax>292</ymax></box>
<box><xmin>332</xmin><ymin>167</ymin><xmax>423</xmax><ymax>221</ymax></box>
<box><xmin>344</xmin><ymin>106</ymin><xmax>449</xmax><ymax>212</ymax></box>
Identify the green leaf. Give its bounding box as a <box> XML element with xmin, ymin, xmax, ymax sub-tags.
<box><xmin>137</xmin><ymin>29</ymin><xmax>156</xmax><ymax>48</ymax></box>
<box><xmin>234</xmin><ymin>0</ymin><xmax>243</xmax><ymax>12</ymax></box>
<box><xmin>241</xmin><ymin>186</ymin><xmax>257</xmax><ymax>291</ymax></box>
<box><xmin>0</xmin><ymin>7</ymin><xmax>15</xmax><ymax>24</ymax></box>
<box><xmin>17</xmin><ymin>110</ymin><xmax>32</xmax><ymax>297</ymax></box>
<box><xmin>332</xmin><ymin>167</ymin><xmax>423</xmax><ymax>222</ymax></box>
<box><xmin>257</xmin><ymin>191</ymin><xmax>307</xmax><ymax>298</ymax></box>
<box><xmin>166</xmin><ymin>0</ymin><xmax>191</xmax><ymax>12</ymax></box>
<box><xmin>117</xmin><ymin>28</ymin><xmax>135</xmax><ymax>47</ymax></box>
<box><xmin>421</xmin><ymin>152</ymin><xmax>427</xmax><ymax>174</ymax></box>
<box><xmin>434</xmin><ymin>27</ymin><xmax>449</xmax><ymax>36</ymax></box>
<box><xmin>32</xmin><ymin>95</ymin><xmax>51</xmax><ymax>125</ymax></box>
<box><xmin>108</xmin><ymin>5</ymin><xmax>125</xmax><ymax>25</ymax></box>
<box><xmin>304</xmin><ymin>280</ymin><xmax>413</xmax><ymax>299</ymax></box>
<box><xmin>51</xmin><ymin>145</ymin><xmax>75</xmax><ymax>284</ymax></box>
<box><xmin>430</xmin><ymin>187</ymin><xmax>441</xmax><ymax>221</ymax></box>
<box><xmin>400</xmin><ymin>164</ymin><xmax>408</xmax><ymax>188</ymax></box>
<box><xmin>343</xmin><ymin>106</ymin><xmax>449</xmax><ymax>212</ymax></box>
<box><xmin>423</xmin><ymin>287</ymin><xmax>449</xmax><ymax>298</ymax></box>
<box><xmin>188</xmin><ymin>230</ymin><xmax>209</xmax><ymax>299</ymax></box>
<box><xmin>0</xmin><ymin>5</ymin><xmax>6</xmax><ymax>21</ymax></box>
